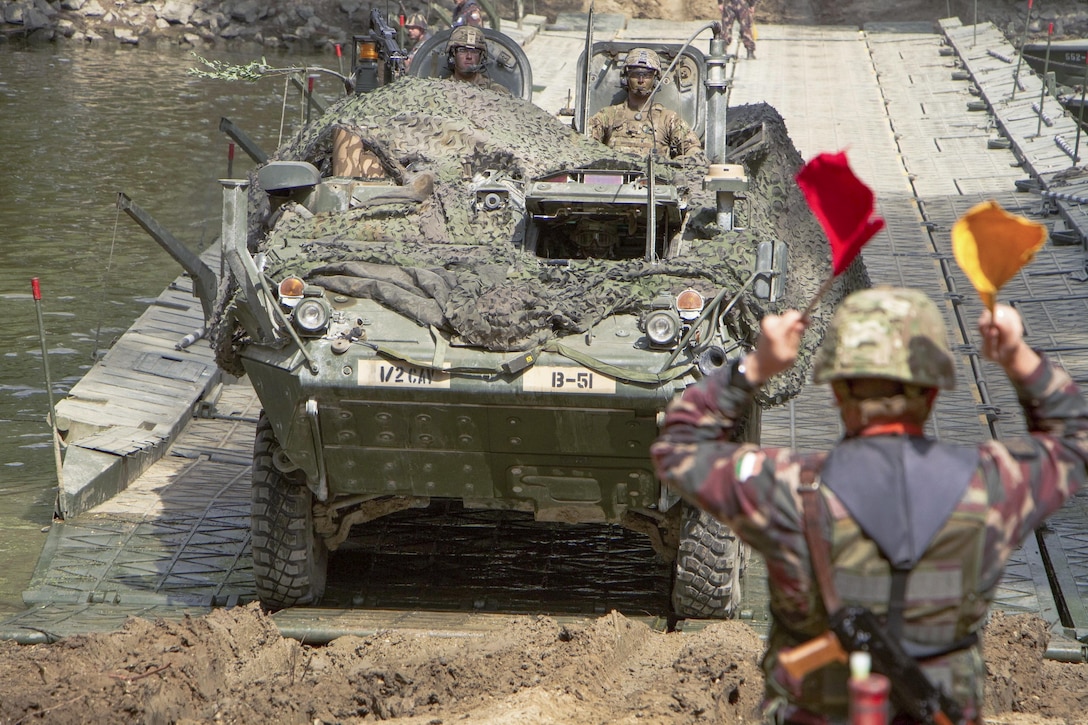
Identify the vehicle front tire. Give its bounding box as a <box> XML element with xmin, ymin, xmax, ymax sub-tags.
<box><xmin>251</xmin><ymin>413</ymin><xmax>328</xmax><ymax>610</ymax></box>
<box><xmin>671</xmin><ymin>501</ymin><xmax>746</xmax><ymax>620</ymax></box>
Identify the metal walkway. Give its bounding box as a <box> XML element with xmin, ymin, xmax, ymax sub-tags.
<box><xmin>3</xmin><ymin>17</ymin><xmax>1088</xmax><ymax>655</ymax></box>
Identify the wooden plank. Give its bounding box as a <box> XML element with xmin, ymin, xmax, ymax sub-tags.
<box><xmin>137</xmin><ymin>302</ymin><xmax>203</xmax><ymax>322</ymax></box>
<box><xmin>66</xmin><ymin>380</ymin><xmax>191</xmax><ymax>417</ymax></box>
<box><xmin>55</xmin><ymin>400</ymin><xmax>158</xmax><ymax>429</ymax></box>
<box><xmin>85</xmin><ymin>369</ymin><xmax>207</xmax><ymax>398</ymax></box>
<box><xmin>85</xmin><ymin>354</ymin><xmax>212</xmax><ymax>389</ymax></box>
<box><xmin>101</xmin><ymin>332</ymin><xmax>212</xmax><ymax>357</ymax></box>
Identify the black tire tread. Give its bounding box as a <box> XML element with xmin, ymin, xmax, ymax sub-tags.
<box><xmin>250</xmin><ymin>413</ymin><xmax>328</xmax><ymax>609</ymax></box>
<box><xmin>671</xmin><ymin>502</ymin><xmax>746</xmax><ymax>619</ymax></box>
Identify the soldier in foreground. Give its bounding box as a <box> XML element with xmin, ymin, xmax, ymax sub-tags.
<box><xmin>445</xmin><ymin>25</ymin><xmax>510</xmax><ymax>94</ymax></box>
<box><xmin>651</xmin><ymin>287</ymin><xmax>1088</xmax><ymax>723</ymax></box>
<box><xmin>587</xmin><ymin>48</ymin><xmax>703</xmax><ymax>159</ymax></box>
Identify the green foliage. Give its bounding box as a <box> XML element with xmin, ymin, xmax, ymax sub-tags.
<box><xmin>187</xmin><ymin>52</ymin><xmax>271</xmax><ymax>82</ymax></box>
<box><xmin>187</xmin><ymin>52</ymin><xmax>348</xmax><ymax>86</ymax></box>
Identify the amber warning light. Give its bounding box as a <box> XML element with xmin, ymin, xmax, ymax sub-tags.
<box><xmin>358</xmin><ymin>42</ymin><xmax>379</xmax><ymax>61</ymax></box>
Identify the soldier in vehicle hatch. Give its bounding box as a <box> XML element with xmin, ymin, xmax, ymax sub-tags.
<box><xmin>652</xmin><ymin>286</ymin><xmax>1088</xmax><ymax>723</ymax></box>
<box><xmin>587</xmin><ymin>48</ymin><xmax>703</xmax><ymax>159</ymax></box>
<box><xmin>404</xmin><ymin>13</ymin><xmax>431</xmax><ymax>70</ymax></box>
<box><xmin>445</xmin><ymin>25</ymin><xmax>510</xmax><ymax>94</ymax></box>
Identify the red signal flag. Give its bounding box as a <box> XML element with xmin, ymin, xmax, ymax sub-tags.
<box><xmin>795</xmin><ymin>151</ymin><xmax>885</xmax><ymax>276</ymax></box>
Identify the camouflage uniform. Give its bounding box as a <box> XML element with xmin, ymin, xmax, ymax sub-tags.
<box><xmin>456</xmin><ymin>72</ymin><xmax>511</xmax><ymax>94</ymax></box>
<box><xmin>404</xmin><ymin>14</ymin><xmax>431</xmax><ymax>71</ymax></box>
<box><xmin>720</xmin><ymin>0</ymin><xmax>756</xmax><ymax>58</ymax></box>
<box><xmin>588</xmin><ymin>102</ymin><xmax>702</xmax><ymax>159</ymax></box>
<box><xmin>651</xmin><ymin>289</ymin><xmax>1088</xmax><ymax>723</ymax></box>
<box><xmin>445</xmin><ymin>25</ymin><xmax>511</xmax><ymax>95</ymax></box>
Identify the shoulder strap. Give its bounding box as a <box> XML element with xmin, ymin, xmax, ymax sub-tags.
<box><xmin>798</xmin><ymin>459</ymin><xmax>841</xmax><ymax>615</ymax></box>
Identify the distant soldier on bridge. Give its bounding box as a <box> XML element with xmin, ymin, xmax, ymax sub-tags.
<box><xmin>452</xmin><ymin>0</ymin><xmax>484</xmax><ymax>27</ymax></box>
<box><xmin>719</xmin><ymin>0</ymin><xmax>756</xmax><ymax>59</ymax></box>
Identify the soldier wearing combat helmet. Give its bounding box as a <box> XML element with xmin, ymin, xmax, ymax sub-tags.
<box><xmin>653</xmin><ymin>286</ymin><xmax>1088</xmax><ymax>723</ymax></box>
<box><xmin>587</xmin><ymin>47</ymin><xmax>702</xmax><ymax>159</ymax></box>
<box><xmin>404</xmin><ymin>13</ymin><xmax>431</xmax><ymax>70</ymax></box>
<box><xmin>444</xmin><ymin>25</ymin><xmax>510</xmax><ymax>94</ymax></box>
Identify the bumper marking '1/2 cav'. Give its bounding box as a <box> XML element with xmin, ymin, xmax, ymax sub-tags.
<box><xmin>522</xmin><ymin>365</ymin><xmax>617</xmax><ymax>394</ymax></box>
<box><xmin>358</xmin><ymin>359</ymin><xmax>452</xmax><ymax>388</ymax></box>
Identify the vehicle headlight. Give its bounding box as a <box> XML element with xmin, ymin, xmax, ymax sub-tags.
<box><xmin>644</xmin><ymin>309</ymin><xmax>681</xmax><ymax>347</ymax></box>
<box><xmin>293</xmin><ymin>297</ymin><xmax>331</xmax><ymax>335</ymax></box>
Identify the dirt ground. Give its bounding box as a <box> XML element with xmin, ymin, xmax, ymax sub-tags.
<box><xmin>0</xmin><ymin>605</ymin><xmax>1086</xmax><ymax>724</ymax></box>
<box><xmin>4</xmin><ymin>0</ymin><xmax>1088</xmax><ymax>723</ymax></box>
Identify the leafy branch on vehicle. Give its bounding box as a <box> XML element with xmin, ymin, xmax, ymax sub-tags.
<box><xmin>188</xmin><ymin>52</ymin><xmax>347</xmax><ymax>84</ymax></box>
<box><xmin>188</xmin><ymin>52</ymin><xmax>272</xmax><ymax>81</ymax></box>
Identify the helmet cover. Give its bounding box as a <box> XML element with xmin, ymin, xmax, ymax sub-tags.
<box><xmin>812</xmin><ymin>286</ymin><xmax>956</xmax><ymax>389</ymax></box>
<box><xmin>624</xmin><ymin>47</ymin><xmax>662</xmax><ymax>73</ymax></box>
<box><xmin>447</xmin><ymin>25</ymin><xmax>487</xmax><ymax>53</ymax></box>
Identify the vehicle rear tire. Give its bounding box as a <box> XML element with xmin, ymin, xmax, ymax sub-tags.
<box><xmin>251</xmin><ymin>413</ymin><xmax>328</xmax><ymax>610</ymax></box>
<box><xmin>671</xmin><ymin>501</ymin><xmax>746</xmax><ymax>619</ymax></box>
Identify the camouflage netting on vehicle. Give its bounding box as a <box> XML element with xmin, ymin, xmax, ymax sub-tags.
<box><xmin>213</xmin><ymin>77</ymin><xmax>867</xmax><ymax>405</ymax></box>
<box><xmin>724</xmin><ymin>103</ymin><xmax>871</xmax><ymax>402</ymax></box>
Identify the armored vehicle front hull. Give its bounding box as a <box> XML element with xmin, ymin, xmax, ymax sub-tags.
<box><xmin>206</xmin><ymin>66</ymin><xmax>865</xmax><ymax>616</ymax></box>
<box><xmin>242</xmin><ymin>309</ymin><xmax>679</xmax><ymax>527</ymax></box>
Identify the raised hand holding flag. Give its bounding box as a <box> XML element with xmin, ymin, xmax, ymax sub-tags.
<box><xmin>951</xmin><ymin>200</ymin><xmax>1046</xmax><ymax>312</ymax></box>
<box><xmin>795</xmin><ymin>151</ymin><xmax>885</xmax><ymax>319</ymax></box>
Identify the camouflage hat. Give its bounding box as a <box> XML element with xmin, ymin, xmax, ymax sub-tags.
<box><xmin>405</xmin><ymin>13</ymin><xmax>428</xmax><ymax>30</ymax></box>
<box><xmin>812</xmin><ymin>286</ymin><xmax>957</xmax><ymax>389</ymax></box>
<box><xmin>624</xmin><ymin>47</ymin><xmax>662</xmax><ymax>73</ymax></box>
<box><xmin>447</xmin><ymin>25</ymin><xmax>487</xmax><ymax>53</ymax></box>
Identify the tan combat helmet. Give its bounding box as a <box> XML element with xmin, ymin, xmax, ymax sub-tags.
<box><xmin>447</xmin><ymin>25</ymin><xmax>487</xmax><ymax>54</ymax></box>
<box><xmin>624</xmin><ymin>47</ymin><xmax>662</xmax><ymax>73</ymax></box>
<box><xmin>812</xmin><ymin>286</ymin><xmax>957</xmax><ymax>390</ymax></box>
<box><xmin>405</xmin><ymin>13</ymin><xmax>428</xmax><ymax>30</ymax></box>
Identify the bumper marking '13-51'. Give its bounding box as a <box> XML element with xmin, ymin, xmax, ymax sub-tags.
<box><xmin>522</xmin><ymin>365</ymin><xmax>616</xmax><ymax>394</ymax></box>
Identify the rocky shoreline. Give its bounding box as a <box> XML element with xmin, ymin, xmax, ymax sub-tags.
<box><xmin>4</xmin><ymin>0</ymin><xmax>1088</xmax><ymax>54</ymax></box>
<box><xmin>0</xmin><ymin>0</ymin><xmax>393</xmax><ymax>49</ymax></box>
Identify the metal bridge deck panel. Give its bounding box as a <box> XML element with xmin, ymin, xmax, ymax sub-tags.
<box><xmin>16</xmin><ymin>382</ymin><xmax>262</xmax><ymax>629</ymax></box>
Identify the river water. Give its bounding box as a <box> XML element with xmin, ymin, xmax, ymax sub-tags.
<box><xmin>0</xmin><ymin>40</ymin><xmax>333</xmax><ymax>615</ymax></box>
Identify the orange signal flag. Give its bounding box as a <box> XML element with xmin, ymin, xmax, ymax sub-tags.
<box><xmin>951</xmin><ymin>200</ymin><xmax>1047</xmax><ymax>311</ymax></box>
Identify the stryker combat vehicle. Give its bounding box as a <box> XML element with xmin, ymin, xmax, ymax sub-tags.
<box><xmin>131</xmin><ymin>17</ymin><xmax>867</xmax><ymax>619</ymax></box>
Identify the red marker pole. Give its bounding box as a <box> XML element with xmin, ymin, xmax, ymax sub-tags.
<box><xmin>1074</xmin><ymin>51</ymin><xmax>1088</xmax><ymax>166</ymax></box>
<box><xmin>1011</xmin><ymin>0</ymin><xmax>1033</xmax><ymax>99</ymax></box>
<box><xmin>32</xmin><ymin>278</ymin><xmax>64</xmax><ymax>488</ymax></box>
<box><xmin>227</xmin><ymin>140</ymin><xmax>236</xmax><ymax>178</ymax></box>
<box><xmin>335</xmin><ymin>43</ymin><xmax>344</xmax><ymax>82</ymax></box>
<box><xmin>1037</xmin><ymin>22</ymin><xmax>1054</xmax><ymax>137</ymax></box>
